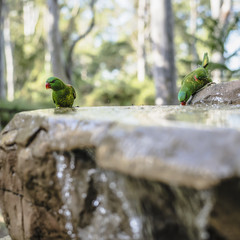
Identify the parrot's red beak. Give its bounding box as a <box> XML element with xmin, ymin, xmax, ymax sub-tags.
<box><xmin>181</xmin><ymin>101</ymin><xmax>186</xmax><ymax>106</ymax></box>
<box><xmin>46</xmin><ymin>83</ymin><xmax>51</xmax><ymax>89</ymax></box>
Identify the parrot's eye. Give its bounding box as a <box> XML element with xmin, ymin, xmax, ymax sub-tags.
<box><xmin>51</xmin><ymin>80</ymin><xmax>56</xmax><ymax>83</ymax></box>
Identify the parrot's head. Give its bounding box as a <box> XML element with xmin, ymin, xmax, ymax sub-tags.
<box><xmin>178</xmin><ymin>91</ymin><xmax>188</xmax><ymax>106</ymax></box>
<box><xmin>46</xmin><ymin>77</ymin><xmax>65</xmax><ymax>91</ymax></box>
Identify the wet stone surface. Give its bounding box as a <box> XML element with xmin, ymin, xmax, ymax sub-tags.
<box><xmin>190</xmin><ymin>80</ymin><xmax>240</xmax><ymax>105</ymax></box>
<box><xmin>1</xmin><ymin>106</ymin><xmax>240</xmax><ymax>240</ymax></box>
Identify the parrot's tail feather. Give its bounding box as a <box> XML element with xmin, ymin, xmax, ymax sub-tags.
<box><xmin>202</xmin><ymin>52</ymin><xmax>209</xmax><ymax>68</ymax></box>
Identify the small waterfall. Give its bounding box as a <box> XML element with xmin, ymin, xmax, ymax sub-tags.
<box><xmin>54</xmin><ymin>149</ymin><xmax>216</xmax><ymax>240</ymax></box>
<box><xmin>54</xmin><ymin>151</ymin><xmax>76</xmax><ymax>239</ymax></box>
<box><xmin>170</xmin><ymin>186</ymin><xmax>214</xmax><ymax>240</ymax></box>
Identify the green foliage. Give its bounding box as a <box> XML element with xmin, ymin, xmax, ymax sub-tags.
<box><xmin>0</xmin><ymin>99</ymin><xmax>53</xmax><ymax>129</ymax></box>
<box><xmin>84</xmin><ymin>76</ymin><xmax>155</xmax><ymax>106</ymax></box>
<box><xmin>87</xmin><ymin>40</ymin><xmax>133</xmax><ymax>76</ymax></box>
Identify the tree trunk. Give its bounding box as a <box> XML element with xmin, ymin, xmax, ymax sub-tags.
<box><xmin>65</xmin><ymin>0</ymin><xmax>95</xmax><ymax>83</ymax></box>
<box><xmin>137</xmin><ymin>0</ymin><xmax>147</xmax><ymax>82</ymax></box>
<box><xmin>190</xmin><ymin>0</ymin><xmax>198</xmax><ymax>70</ymax></box>
<box><xmin>210</xmin><ymin>0</ymin><xmax>233</xmax><ymax>83</ymax></box>
<box><xmin>0</xmin><ymin>0</ymin><xmax>5</xmax><ymax>100</ymax></box>
<box><xmin>3</xmin><ymin>8</ymin><xmax>14</xmax><ymax>101</ymax></box>
<box><xmin>46</xmin><ymin>0</ymin><xmax>68</xmax><ymax>83</ymax></box>
<box><xmin>150</xmin><ymin>0</ymin><xmax>176</xmax><ymax>105</ymax></box>
<box><xmin>23</xmin><ymin>1</ymin><xmax>39</xmax><ymax>36</ymax></box>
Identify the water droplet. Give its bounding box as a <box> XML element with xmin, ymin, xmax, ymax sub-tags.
<box><xmin>57</xmin><ymin>172</ymin><xmax>63</xmax><ymax>178</ymax></box>
<box><xmin>65</xmin><ymin>192</ymin><xmax>70</xmax><ymax>198</ymax></box>
<box><xmin>100</xmin><ymin>173</ymin><xmax>107</xmax><ymax>182</ymax></box>
<box><xmin>99</xmin><ymin>207</ymin><xmax>106</xmax><ymax>215</ymax></box>
<box><xmin>65</xmin><ymin>209</ymin><xmax>71</xmax><ymax>217</ymax></box>
<box><xmin>130</xmin><ymin>218</ymin><xmax>140</xmax><ymax>233</ymax></box>
<box><xmin>81</xmin><ymin>193</ymin><xmax>87</xmax><ymax>198</ymax></box>
<box><xmin>93</xmin><ymin>199</ymin><xmax>100</xmax><ymax>207</ymax></box>
<box><xmin>109</xmin><ymin>182</ymin><xmax>116</xmax><ymax>189</ymax></box>
<box><xmin>117</xmin><ymin>191</ymin><xmax>124</xmax><ymax>198</ymax></box>
<box><xmin>88</xmin><ymin>168</ymin><xmax>96</xmax><ymax>176</ymax></box>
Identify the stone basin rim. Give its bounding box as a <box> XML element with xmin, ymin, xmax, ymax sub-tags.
<box><xmin>1</xmin><ymin>106</ymin><xmax>240</xmax><ymax>190</ymax></box>
<box><xmin>14</xmin><ymin>104</ymin><xmax>240</xmax><ymax>131</ymax></box>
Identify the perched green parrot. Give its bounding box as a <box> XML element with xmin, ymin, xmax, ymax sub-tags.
<box><xmin>178</xmin><ymin>53</ymin><xmax>212</xmax><ymax>105</ymax></box>
<box><xmin>45</xmin><ymin>77</ymin><xmax>76</xmax><ymax>107</ymax></box>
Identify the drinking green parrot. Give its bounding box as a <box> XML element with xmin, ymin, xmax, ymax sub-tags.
<box><xmin>45</xmin><ymin>76</ymin><xmax>76</xmax><ymax>107</ymax></box>
<box><xmin>178</xmin><ymin>53</ymin><xmax>212</xmax><ymax>105</ymax></box>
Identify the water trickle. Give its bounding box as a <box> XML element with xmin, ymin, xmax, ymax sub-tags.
<box><xmin>170</xmin><ymin>186</ymin><xmax>214</xmax><ymax>240</ymax></box>
<box><xmin>52</xmin><ymin>146</ymin><xmax>217</xmax><ymax>240</ymax></box>
<box><xmin>69</xmin><ymin>151</ymin><xmax>75</xmax><ymax>170</ymax></box>
<box><xmin>195</xmin><ymin>192</ymin><xmax>214</xmax><ymax>240</ymax></box>
<box><xmin>54</xmin><ymin>151</ymin><xmax>75</xmax><ymax>239</ymax></box>
<box><xmin>103</xmin><ymin>172</ymin><xmax>152</xmax><ymax>240</ymax></box>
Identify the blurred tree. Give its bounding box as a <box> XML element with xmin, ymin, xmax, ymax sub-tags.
<box><xmin>3</xmin><ymin>2</ymin><xmax>14</xmax><ymax>101</ymax></box>
<box><xmin>23</xmin><ymin>1</ymin><xmax>39</xmax><ymax>37</ymax></box>
<box><xmin>137</xmin><ymin>0</ymin><xmax>148</xmax><ymax>82</ymax></box>
<box><xmin>190</xmin><ymin>0</ymin><xmax>198</xmax><ymax>70</ymax></box>
<box><xmin>0</xmin><ymin>0</ymin><xmax>239</xmax><ymax>112</ymax></box>
<box><xmin>0</xmin><ymin>0</ymin><xmax>5</xmax><ymax>100</ymax></box>
<box><xmin>65</xmin><ymin>0</ymin><xmax>95</xmax><ymax>83</ymax></box>
<box><xmin>46</xmin><ymin>0</ymin><xmax>68</xmax><ymax>83</ymax></box>
<box><xmin>210</xmin><ymin>0</ymin><xmax>233</xmax><ymax>83</ymax></box>
<box><xmin>46</xmin><ymin>0</ymin><xmax>96</xmax><ymax>84</ymax></box>
<box><xmin>150</xmin><ymin>0</ymin><xmax>176</xmax><ymax>105</ymax></box>
<box><xmin>87</xmin><ymin>41</ymin><xmax>133</xmax><ymax>76</ymax></box>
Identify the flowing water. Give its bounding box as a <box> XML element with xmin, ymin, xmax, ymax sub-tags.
<box><xmin>53</xmin><ymin>149</ymin><xmax>219</xmax><ymax>240</ymax></box>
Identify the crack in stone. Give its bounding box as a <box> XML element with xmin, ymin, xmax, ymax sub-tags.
<box><xmin>21</xmin><ymin>194</ymin><xmax>25</xmax><ymax>239</ymax></box>
<box><xmin>25</xmin><ymin>127</ymin><xmax>47</xmax><ymax>147</ymax></box>
<box><xmin>0</xmin><ymin>188</ymin><xmax>24</xmax><ymax>198</ymax></box>
<box><xmin>0</xmin><ymin>146</ymin><xmax>6</xmax><ymax>152</ymax></box>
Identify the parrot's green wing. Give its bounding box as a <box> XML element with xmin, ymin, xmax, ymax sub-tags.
<box><xmin>52</xmin><ymin>94</ymin><xmax>56</xmax><ymax>104</ymax></box>
<box><xmin>194</xmin><ymin>68</ymin><xmax>208</xmax><ymax>81</ymax></box>
<box><xmin>72</xmin><ymin>86</ymin><xmax>76</xmax><ymax>99</ymax></box>
<box><xmin>181</xmin><ymin>72</ymin><xmax>191</xmax><ymax>85</ymax></box>
<box><xmin>67</xmin><ymin>85</ymin><xmax>76</xmax><ymax>99</ymax></box>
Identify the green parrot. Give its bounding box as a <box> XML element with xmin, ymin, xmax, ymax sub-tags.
<box><xmin>178</xmin><ymin>53</ymin><xmax>212</xmax><ymax>105</ymax></box>
<box><xmin>45</xmin><ymin>76</ymin><xmax>76</xmax><ymax>107</ymax></box>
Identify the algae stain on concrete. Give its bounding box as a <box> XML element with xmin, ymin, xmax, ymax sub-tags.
<box><xmin>25</xmin><ymin>105</ymin><xmax>240</xmax><ymax>130</ymax></box>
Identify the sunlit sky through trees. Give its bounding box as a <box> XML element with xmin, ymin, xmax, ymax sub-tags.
<box><xmin>1</xmin><ymin>0</ymin><xmax>239</xmax><ymax>106</ymax></box>
<box><xmin>62</xmin><ymin>0</ymin><xmax>240</xmax><ymax>71</ymax></box>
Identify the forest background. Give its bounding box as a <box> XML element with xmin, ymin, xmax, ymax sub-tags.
<box><xmin>0</xmin><ymin>0</ymin><xmax>239</xmax><ymax>128</ymax></box>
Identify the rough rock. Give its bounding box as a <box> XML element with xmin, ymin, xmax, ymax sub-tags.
<box><xmin>1</xmin><ymin>106</ymin><xmax>240</xmax><ymax>240</ymax></box>
<box><xmin>190</xmin><ymin>80</ymin><xmax>240</xmax><ymax>105</ymax></box>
